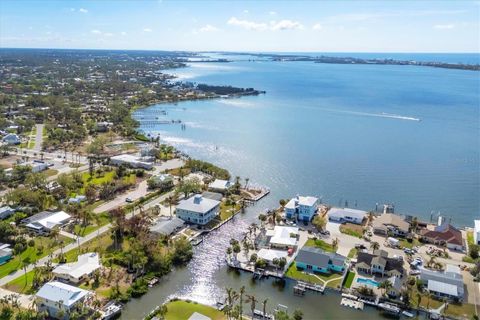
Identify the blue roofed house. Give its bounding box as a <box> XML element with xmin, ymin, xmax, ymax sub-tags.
<box><xmin>35</xmin><ymin>281</ymin><xmax>93</xmax><ymax>319</ymax></box>
<box><xmin>176</xmin><ymin>194</ymin><xmax>220</xmax><ymax>226</ymax></box>
<box><xmin>285</xmin><ymin>195</ymin><xmax>318</xmax><ymax>222</ymax></box>
<box><xmin>295</xmin><ymin>246</ymin><xmax>346</xmax><ymax>274</ymax></box>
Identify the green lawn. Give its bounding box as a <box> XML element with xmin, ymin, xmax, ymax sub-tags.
<box><xmin>3</xmin><ymin>270</ymin><xmax>35</xmax><ymax>294</ymax></box>
<box><xmin>467</xmin><ymin>231</ymin><xmax>474</xmax><ymax>246</ymax></box>
<box><xmin>343</xmin><ymin>271</ymin><xmax>355</xmax><ymax>288</ymax></box>
<box><xmin>0</xmin><ymin>236</ymin><xmax>73</xmax><ymax>279</ymax></box>
<box><xmin>347</xmin><ymin>248</ymin><xmax>358</xmax><ymax>258</ymax></box>
<box><xmin>219</xmin><ymin>201</ymin><xmax>241</xmax><ymax>221</ymax></box>
<box><xmin>399</xmin><ymin>238</ymin><xmax>420</xmax><ymax>249</ymax></box>
<box><xmin>304</xmin><ymin>239</ymin><xmax>336</xmax><ymax>252</ymax></box>
<box><xmin>80</xmin><ymin>170</ymin><xmax>136</xmax><ymax>194</ymax></box>
<box><xmin>339</xmin><ymin>224</ymin><xmax>364</xmax><ymax>238</ymax></box>
<box><xmin>164</xmin><ymin>300</ymin><xmax>225</xmax><ymax>320</ymax></box>
<box><xmin>73</xmin><ymin>213</ymin><xmax>110</xmax><ymax>237</ymax></box>
<box><xmin>327</xmin><ymin>278</ymin><xmax>343</xmax><ymax>289</ymax></box>
<box><xmin>284</xmin><ymin>262</ymin><xmax>324</xmax><ymax>285</ymax></box>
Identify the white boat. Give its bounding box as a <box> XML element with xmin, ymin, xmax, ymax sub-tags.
<box><xmin>402</xmin><ymin>311</ymin><xmax>415</xmax><ymax>318</ymax></box>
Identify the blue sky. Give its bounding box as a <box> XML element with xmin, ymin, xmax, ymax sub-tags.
<box><xmin>1</xmin><ymin>1</ymin><xmax>479</xmax><ymax>52</ymax></box>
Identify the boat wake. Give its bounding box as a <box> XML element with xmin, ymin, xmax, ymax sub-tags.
<box><xmin>319</xmin><ymin>108</ymin><xmax>421</xmax><ymax>122</ymax></box>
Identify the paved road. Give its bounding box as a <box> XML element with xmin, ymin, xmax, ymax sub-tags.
<box><xmin>33</xmin><ymin>124</ymin><xmax>44</xmax><ymax>152</ymax></box>
<box><xmin>94</xmin><ymin>158</ymin><xmax>183</xmax><ymax>214</ymax></box>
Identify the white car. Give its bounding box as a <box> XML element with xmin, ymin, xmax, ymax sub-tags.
<box><xmin>409</xmin><ymin>270</ymin><xmax>421</xmax><ymax>275</ymax></box>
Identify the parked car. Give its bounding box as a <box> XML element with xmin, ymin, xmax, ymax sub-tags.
<box><xmin>125</xmin><ymin>197</ymin><xmax>133</xmax><ymax>203</ymax></box>
<box><xmin>409</xmin><ymin>270</ymin><xmax>421</xmax><ymax>276</ymax></box>
<box><xmin>355</xmin><ymin>243</ymin><xmax>366</xmax><ymax>249</ymax></box>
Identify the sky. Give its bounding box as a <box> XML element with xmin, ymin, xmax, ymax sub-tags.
<box><xmin>1</xmin><ymin>0</ymin><xmax>479</xmax><ymax>53</ymax></box>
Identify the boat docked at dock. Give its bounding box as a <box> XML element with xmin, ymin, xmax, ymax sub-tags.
<box><xmin>99</xmin><ymin>301</ymin><xmax>122</xmax><ymax>320</ymax></box>
<box><xmin>340</xmin><ymin>298</ymin><xmax>364</xmax><ymax>310</ymax></box>
<box><xmin>378</xmin><ymin>302</ymin><xmax>401</xmax><ymax>314</ymax></box>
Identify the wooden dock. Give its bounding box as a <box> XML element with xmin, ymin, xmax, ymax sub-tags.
<box><xmin>297</xmin><ymin>281</ymin><xmax>325</xmax><ymax>293</ymax></box>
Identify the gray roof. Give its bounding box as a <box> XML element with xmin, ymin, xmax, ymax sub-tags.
<box><xmin>36</xmin><ymin>281</ymin><xmax>90</xmax><ymax>307</ymax></box>
<box><xmin>150</xmin><ymin>217</ymin><xmax>185</xmax><ymax>235</ymax></box>
<box><xmin>428</xmin><ymin>280</ymin><xmax>459</xmax><ymax>297</ymax></box>
<box><xmin>296</xmin><ymin>246</ymin><xmax>345</xmax><ymax>268</ymax></box>
<box><xmin>202</xmin><ymin>191</ymin><xmax>223</xmax><ymax>202</ymax></box>
<box><xmin>176</xmin><ymin>194</ymin><xmax>220</xmax><ymax>214</ymax></box>
<box><xmin>419</xmin><ymin>267</ymin><xmax>464</xmax><ymax>296</ymax></box>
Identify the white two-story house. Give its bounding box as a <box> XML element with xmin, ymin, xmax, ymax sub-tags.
<box><xmin>176</xmin><ymin>194</ymin><xmax>220</xmax><ymax>226</ymax></box>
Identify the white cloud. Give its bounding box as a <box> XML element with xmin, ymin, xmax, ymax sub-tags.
<box><xmin>103</xmin><ymin>32</ymin><xmax>114</xmax><ymax>37</ymax></box>
<box><xmin>227</xmin><ymin>17</ymin><xmax>268</xmax><ymax>31</ymax></box>
<box><xmin>312</xmin><ymin>23</ymin><xmax>323</xmax><ymax>31</ymax></box>
<box><xmin>243</xmin><ymin>10</ymin><xmax>249</xmax><ymax>14</ymax></box>
<box><xmin>143</xmin><ymin>28</ymin><xmax>153</xmax><ymax>32</ymax></box>
<box><xmin>198</xmin><ymin>25</ymin><xmax>219</xmax><ymax>32</ymax></box>
<box><xmin>79</xmin><ymin>8</ymin><xmax>88</xmax><ymax>13</ymax></box>
<box><xmin>70</xmin><ymin>8</ymin><xmax>75</xmax><ymax>12</ymax></box>
<box><xmin>270</xmin><ymin>20</ymin><xmax>304</xmax><ymax>31</ymax></box>
<box><xmin>227</xmin><ymin>17</ymin><xmax>303</xmax><ymax>31</ymax></box>
<box><xmin>269</xmin><ymin>11</ymin><xmax>277</xmax><ymax>15</ymax></box>
<box><xmin>433</xmin><ymin>24</ymin><xmax>455</xmax><ymax>29</ymax></box>
<box><xmin>91</xmin><ymin>29</ymin><xmax>101</xmax><ymax>34</ymax></box>
<box><xmin>120</xmin><ymin>31</ymin><xmax>127</xmax><ymax>36</ymax></box>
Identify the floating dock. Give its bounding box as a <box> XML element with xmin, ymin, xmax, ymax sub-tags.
<box><xmin>340</xmin><ymin>298</ymin><xmax>364</xmax><ymax>310</ymax></box>
<box><xmin>296</xmin><ymin>281</ymin><xmax>325</xmax><ymax>293</ymax></box>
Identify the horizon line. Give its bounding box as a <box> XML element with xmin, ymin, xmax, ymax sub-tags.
<box><xmin>0</xmin><ymin>47</ymin><xmax>478</xmax><ymax>55</ymax></box>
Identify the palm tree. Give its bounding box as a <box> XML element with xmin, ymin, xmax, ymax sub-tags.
<box><xmin>370</xmin><ymin>241</ymin><xmax>380</xmax><ymax>252</ymax></box>
<box><xmin>22</xmin><ymin>257</ymin><xmax>31</xmax><ymax>286</ymax></box>
<box><xmin>224</xmin><ymin>288</ymin><xmax>238</xmax><ymax>320</ymax></box>
<box><xmin>239</xmin><ymin>286</ymin><xmax>246</xmax><ymax>320</ymax></box>
<box><xmin>332</xmin><ymin>237</ymin><xmax>339</xmax><ymax>249</ymax></box>
<box><xmin>379</xmin><ymin>280</ymin><xmax>392</xmax><ymax>297</ymax></box>
<box><xmin>262</xmin><ymin>298</ymin><xmax>268</xmax><ymax>319</ymax></box>
<box><xmin>246</xmin><ymin>294</ymin><xmax>258</xmax><ymax>319</ymax></box>
<box><xmin>166</xmin><ymin>194</ymin><xmax>178</xmax><ymax>219</ymax></box>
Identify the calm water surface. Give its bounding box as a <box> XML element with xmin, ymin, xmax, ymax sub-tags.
<box><xmin>123</xmin><ymin>54</ymin><xmax>479</xmax><ymax>319</ymax></box>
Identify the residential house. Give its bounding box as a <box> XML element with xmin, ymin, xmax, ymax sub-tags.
<box><xmin>148</xmin><ymin>174</ymin><xmax>174</xmax><ymax>190</ymax></box>
<box><xmin>35</xmin><ymin>281</ymin><xmax>92</xmax><ymax>319</ymax></box>
<box><xmin>110</xmin><ymin>154</ymin><xmax>153</xmax><ymax>170</ymax></box>
<box><xmin>419</xmin><ymin>265</ymin><xmax>464</xmax><ymax>301</ymax></box>
<box><xmin>150</xmin><ymin>217</ymin><xmax>185</xmax><ymax>236</ymax></box>
<box><xmin>474</xmin><ymin>220</ymin><xmax>480</xmax><ymax>245</ymax></box>
<box><xmin>68</xmin><ymin>195</ymin><xmax>86</xmax><ymax>205</ymax></box>
<box><xmin>387</xmin><ymin>276</ymin><xmax>403</xmax><ymax>298</ymax></box>
<box><xmin>284</xmin><ymin>195</ymin><xmax>318</xmax><ymax>222</ymax></box>
<box><xmin>295</xmin><ymin>246</ymin><xmax>346</xmax><ymax>274</ymax></box>
<box><xmin>2</xmin><ymin>133</ymin><xmax>21</xmax><ymax>145</ymax></box>
<box><xmin>208</xmin><ymin>179</ymin><xmax>231</xmax><ymax>193</ymax></box>
<box><xmin>0</xmin><ymin>244</ymin><xmax>13</xmax><ymax>265</ymax></box>
<box><xmin>420</xmin><ymin>223</ymin><xmax>463</xmax><ymax>251</ymax></box>
<box><xmin>372</xmin><ymin>213</ymin><xmax>410</xmax><ymax>237</ymax></box>
<box><xmin>356</xmin><ymin>251</ymin><xmax>404</xmax><ymax>278</ymax></box>
<box><xmin>176</xmin><ymin>194</ymin><xmax>220</xmax><ymax>226</ymax></box>
<box><xmin>22</xmin><ymin>210</ymin><xmax>71</xmax><ymax>234</ymax></box>
<box><xmin>52</xmin><ymin>253</ymin><xmax>101</xmax><ymax>284</ymax></box>
<box><xmin>0</xmin><ymin>206</ymin><xmax>14</xmax><ymax>220</ymax></box>
<box><xmin>256</xmin><ymin>248</ymin><xmax>289</xmax><ymax>267</ymax></box>
<box><xmin>17</xmin><ymin>161</ymin><xmax>49</xmax><ymax>173</ymax></box>
<box><xmin>328</xmin><ymin>208</ymin><xmax>367</xmax><ymax>225</ymax></box>
<box><xmin>266</xmin><ymin>226</ymin><xmax>299</xmax><ymax>249</ymax></box>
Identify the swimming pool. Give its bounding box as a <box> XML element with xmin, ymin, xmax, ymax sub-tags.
<box><xmin>356</xmin><ymin>277</ymin><xmax>380</xmax><ymax>287</ymax></box>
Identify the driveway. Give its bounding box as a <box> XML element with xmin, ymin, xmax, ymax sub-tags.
<box><xmin>33</xmin><ymin>124</ymin><xmax>44</xmax><ymax>151</ymax></box>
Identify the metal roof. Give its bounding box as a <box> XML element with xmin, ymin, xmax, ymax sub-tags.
<box><xmin>36</xmin><ymin>281</ymin><xmax>91</xmax><ymax>307</ymax></box>
<box><xmin>428</xmin><ymin>280</ymin><xmax>458</xmax><ymax>297</ymax></box>
<box><xmin>176</xmin><ymin>194</ymin><xmax>220</xmax><ymax>214</ymax></box>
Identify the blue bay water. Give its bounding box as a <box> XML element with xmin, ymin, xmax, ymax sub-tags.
<box><xmin>134</xmin><ymin>56</ymin><xmax>480</xmax><ymax>227</ymax></box>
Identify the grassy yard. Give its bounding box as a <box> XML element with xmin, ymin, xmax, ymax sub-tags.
<box><xmin>284</xmin><ymin>262</ymin><xmax>324</xmax><ymax>285</ymax></box>
<box><xmin>339</xmin><ymin>223</ymin><xmax>364</xmax><ymax>238</ymax></box>
<box><xmin>219</xmin><ymin>201</ymin><xmax>241</xmax><ymax>221</ymax></box>
<box><xmin>327</xmin><ymin>278</ymin><xmax>343</xmax><ymax>289</ymax></box>
<box><xmin>59</xmin><ymin>232</ymin><xmax>114</xmax><ymax>263</ymax></box>
<box><xmin>164</xmin><ymin>300</ymin><xmax>225</xmax><ymax>320</ymax></box>
<box><xmin>343</xmin><ymin>271</ymin><xmax>355</xmax><ymax>288</ymax></box>
<box><xmin>347</xmin><ymin>248</ymin><xmax>358</xmax><ymax>258</ymax></box>
<box><xmin>43</xmin><ymin>168</ymin><xmax>59</xmax><ymax>177</ymax></box>
<box><xmin>3</xmin><ymin>270</ymin><xmax>35</xmax><ymax>294</ymax></box>
<box><xmin>399</xmin><ymin>238</ymin><xmax>420</xmax><ymax>249</ymax></box>
<box><xmin>304</xmin><ymin>239</ymin><xmax>336</xmax><ymax>252</ymax></box>
<box><xmin>73</xmin><ymin>212</ymin><xmax>110</xmax><ymax>237</ymax></box>
<box><xmin>80</xmin><ymin>170</ymin><xmax>136</xmax><ymax>194</ymax></box>
<box><xmin>467</xmin><ymin>231</ymin><xmax>474</xmax><ymax>246</ymax></box>
<box><xmin>165</xmin><ymin>167</ymin><xmax>191</xmax><ymax>177</ymax></box>
<box><xmin>0</xmin><ymin>236</ymin><xmax>73</xmax><ymax>279</ymax></box>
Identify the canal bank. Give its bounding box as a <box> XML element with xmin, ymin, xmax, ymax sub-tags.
<box><xmin>120</xmin><ymin>202</ymin><xmax>401</xmax><ymax>320</ymax></box>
